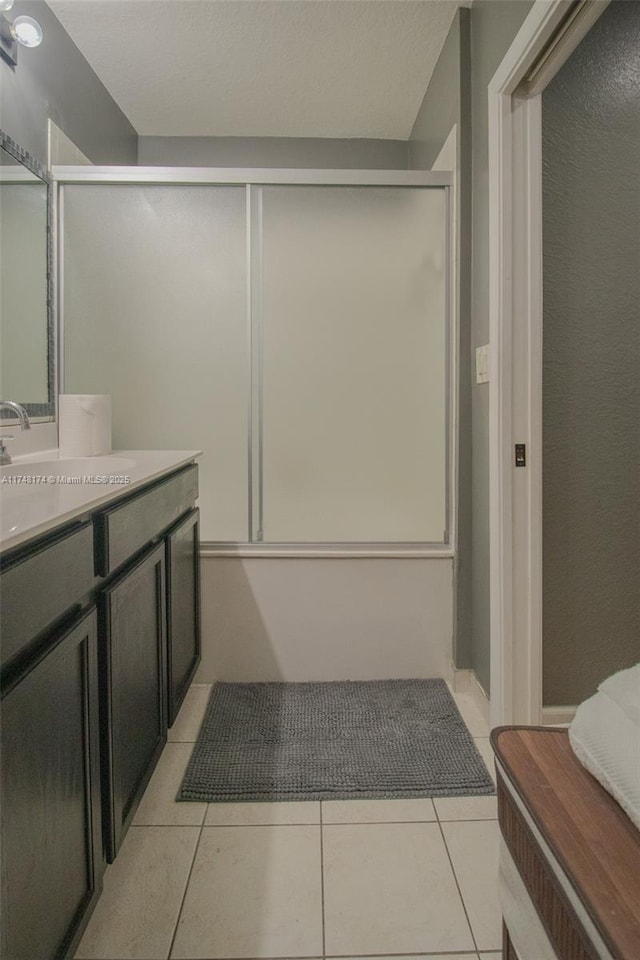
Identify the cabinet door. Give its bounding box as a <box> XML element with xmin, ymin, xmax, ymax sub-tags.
<box><xmin>101</xmin><ymin>542</ymin><xmax>166</xmax><ymax>861</ymax></box>
<box><xmin>166</xmin><ymin>508</ymin><xmax>201</xmax><ymax>726</ymax></box>
<box><xmin>1</xmin><ymin>609</ymin><xmax>102</xmax><ymax>960</ymax></box>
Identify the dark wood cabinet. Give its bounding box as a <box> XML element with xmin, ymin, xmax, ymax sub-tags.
<box><xmin>100</xmin><ymin>542</ymin><xmax>167</xmax><ymax>861</ymax></box>
<box><xmin>166</xmin><ymin>508</ymin><xmax>201</xmax><ymax>726</ymax></box>
<box><xmin>0</xmin><ymin>462</ymin><xmax>200</xmax><ymax>955</ymax></box>
<box><xmin>0</xmin><ymin>609</ymin><xmax>103</xmax><ymax>960</ymax></box>
<box><xmin>0</xmin><ymin>522</ymin><xmax>95</xmax><ymax>670</ymax></box>
<box><xmin>96</xmin><ymin>464</ymin><xmax>198</xmax><ymax>576</ymax></box>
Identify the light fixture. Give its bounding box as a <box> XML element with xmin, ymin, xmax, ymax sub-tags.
<box><xmin>0</xmin><ymin>11</ymin><xmax>43</xmax><ymax>67</ymax></box>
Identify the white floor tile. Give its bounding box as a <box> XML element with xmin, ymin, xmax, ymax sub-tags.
<box><xmin>474</xmin><ymin>738</ymin><xmax>496</xmax><ymax>783</ymax></box>
<box><xmin>204</xmin><ymin>800</ymin><xmax>320</xmax><ymax>826</ymax></box>
<box><xmin>331</xmin><ymin>956</ymin><xmax>478</xmax><ymax>960</ymax></box>
<box><xmin>322</xmin><ymin>797</ymin><xmax>436</xmax><ymax>823</ymax></box>
<box><xmin>168</xmin><ymin>683</ymin><xmax>212</xmax><ymax>742</ymax></box>
<box><xmin>442</xmin><ymin>819</ymin><xmax>502</xmax><ymax>952</ymax></box>
<box><xmin>323</xmin><ymin>822</ymin><xmax>475</xmax><ymax>956</ymax></box>
<box><xmin>170</xmin><ymin>825</ymin><xmax>323</xmax><ymax>959</ymax></box>
<box><xmin>479</xmin><ymin>954</ymin><xmax>502</xmax><ymax>959</ymax></box>
<box><xmin>74</xmin><ymin>826</ymin><xmax>199</xmax><ymax>960</ymax></box>
<box><xmin>434</xmin><ymin>794</ymin><xmax>497</xmax><ymax>821</ymax></box>
<box><xmin>133</xmin><ymin>742</ymin><xmax>206</xmax><ymax>826</ymax></box>
<box><xmin>451</xmin><ymin>691</ymin><xmax>490</xmax><ymax>737</ymax></box>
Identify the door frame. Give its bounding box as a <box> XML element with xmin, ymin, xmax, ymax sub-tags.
<box><xmin>488</xmin><ymin>0</ymin><xmax>610</xmax><ymax>727</ymax></box>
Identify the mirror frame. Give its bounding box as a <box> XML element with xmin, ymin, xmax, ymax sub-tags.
<box><xmin>0</xmin><ymin>129</ymin><xmax>55</xmax><ymax>420</ymax></box>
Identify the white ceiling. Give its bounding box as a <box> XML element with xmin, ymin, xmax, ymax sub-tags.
<box><xmin>47</xmin><ymin>1</ymin><xmax>465</xmax><ymax>139</ymax></box>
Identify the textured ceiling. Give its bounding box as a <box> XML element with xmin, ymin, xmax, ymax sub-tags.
<box><xmin>47</xmin><ymin>1</ymin><xmax>464</xmax><ymax>139</ymax></box>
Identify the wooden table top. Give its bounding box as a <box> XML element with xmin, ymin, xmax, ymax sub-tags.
<box><xmin>491</xmin><ymin>727</ymin><xmax>640</xmax><ymax>960</ymax></box>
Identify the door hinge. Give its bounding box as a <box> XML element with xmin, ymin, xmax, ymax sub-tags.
<box><xmin>515</xmin><ymin>443</ymin><xmax>526</xmax><ymax>467</ymax></box>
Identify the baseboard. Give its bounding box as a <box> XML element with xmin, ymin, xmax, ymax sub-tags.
<box><xmin>449</xmin><ymin>664</ymin><xmax>490</xmax><ymax>729</ymax></box>
<box><xmin>449</xmin><ymin>676</ymin><xmax>576</xmax><ymax>729</ymax></box>
<box><xmin>449</xmin><ymin>663</ymin><xmax>472</xmax><ymax>692</ymax></box>
<box><xmin>541</xmin><ymin>705</ymin><xmax>577</xmax><ymax>727</ymax></box>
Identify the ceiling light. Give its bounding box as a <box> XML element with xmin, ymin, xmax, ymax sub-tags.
<box><xmin>0</xmin><ymin>11</ymin><xmax>42</xmax><ymax>67</ymax></box>
<box><xmin>12</xmin><ymin>15</ymin><xmax>43</xmax><ymax>47</ymax></box>
<box><xmin>0</xmin><ymin>0</ymin><xmax>14</xmax><ymax>12</ymax></box>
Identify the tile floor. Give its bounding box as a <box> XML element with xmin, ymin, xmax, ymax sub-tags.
<box><xmin>74</xmin><ymin>683</ymin><xmax>501</xmax><ymax>960</ymax></box>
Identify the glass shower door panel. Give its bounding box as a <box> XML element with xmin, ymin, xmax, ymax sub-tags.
<box><xmin>260</xmin><ymin>186</ymin><xmax>447</xmax><ymax>543</ymax></box>
<box><xmin>63</xmin><ymin>185</ymin><xmax>248</xmax><ymax>541</ymax></box>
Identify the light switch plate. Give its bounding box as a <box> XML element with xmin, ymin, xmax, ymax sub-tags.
<box><xmin>476</xmin><ymin>344</ymin><xmax>490</xmax><ymax>384</ymax></box>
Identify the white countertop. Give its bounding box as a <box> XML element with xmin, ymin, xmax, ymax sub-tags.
<box><xmin>0</xmin><ymin>449</ymin><xmax>201</xmax><ymax>553</ymax></box>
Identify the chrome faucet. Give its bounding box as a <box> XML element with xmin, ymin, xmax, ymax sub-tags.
<box><xmin>0</xmin><ymin>400</ymin><xmax>31</xmax><ymax>465</ymax></box>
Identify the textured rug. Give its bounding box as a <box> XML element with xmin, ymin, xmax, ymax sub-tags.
<box><xmin>178</xmin><ymin>679</ymin><xmax>495</xmax><ymax>802</ymax></box>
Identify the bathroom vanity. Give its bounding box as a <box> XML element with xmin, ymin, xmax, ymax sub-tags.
<box><xmin>0</xmin><ymin>451</ymin><xmax>201</xmax><ymax>960</ymax></box>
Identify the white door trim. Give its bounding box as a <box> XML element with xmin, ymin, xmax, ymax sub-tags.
<box><xmin>488</xmin><ymin>0</ymin><xmax>610</xmax><ymax>727</ymax></box>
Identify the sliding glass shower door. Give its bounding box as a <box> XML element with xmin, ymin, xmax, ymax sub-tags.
<box><xmin>63</xmin><ymin>184</ymin><xmax>249</xmax><ymax>541</ymax></box>
<box><xmin>62</xmin><ymin>176</ymin><xmax>448</xmax><ymax>545</ymax></box>
<box><xmin>256</xmin><ymin>186</ymin><xmax>447</xmax><ymax>542</ymax></box>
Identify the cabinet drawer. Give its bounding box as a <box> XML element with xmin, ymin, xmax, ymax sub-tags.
<box><xmin>0</xmin><ymin>523</ymin><xmax>95</xmax><ymax>669</ymax></box>
<box><xmin>96</xmin><ymin>464</ymin><xmax>198</xmax><ymax>576</ymax></box>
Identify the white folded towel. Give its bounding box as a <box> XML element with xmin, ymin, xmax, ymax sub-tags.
<box><xmin>569</xmin><ymin>661</ymin><xmax>640</xmax><ymax>830</ymax></box>
<box><xmin>599</xmin><ymin>663</ymin><xmax>640</xmax><ymax>727</ymax></box>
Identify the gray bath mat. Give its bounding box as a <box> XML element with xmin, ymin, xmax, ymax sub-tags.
<box><xmin>179</xmin><ymin>679</ymin><xmax>494</xmax><ymax>802</ymax></box>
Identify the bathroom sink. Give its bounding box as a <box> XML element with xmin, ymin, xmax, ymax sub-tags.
<box><xmin>0</xmin><ymin>457</ymin><xmax>135</xmax><ymax>478</ymax></box>
<box><xmin>0</xmin><ymin>449</ymin><xmax>201</xmax><ymax>551</ymax></box>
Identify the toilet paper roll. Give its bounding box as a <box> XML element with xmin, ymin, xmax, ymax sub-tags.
<box><xmin>58</xmin><ymin>394</ymin><xmax>112</xmax><ymax>457</ymax></box>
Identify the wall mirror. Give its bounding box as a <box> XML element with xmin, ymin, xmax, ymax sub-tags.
<box><xmin>0</xmin><ymin>131</ymin><xmax>55</xmax><ymax>420</ymax></box>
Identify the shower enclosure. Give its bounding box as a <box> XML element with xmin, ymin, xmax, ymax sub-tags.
<box><xmin>59</xmin><ymin>168</ymin><xmax>452</xmax><ymax>552</ymax></box>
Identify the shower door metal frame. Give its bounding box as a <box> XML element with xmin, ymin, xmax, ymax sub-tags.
<box><xmin>54</xmin><ymin>166</ymin><xmax>455</xmax><ymax>558</ymax></box>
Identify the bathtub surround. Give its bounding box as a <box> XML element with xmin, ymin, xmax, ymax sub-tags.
<box><xmin>178</xmin><ymin>679</ymin><xmax>494</xmax><ymax>802</ymax></box>
<box><xmin>197</xmin><ymin>556</ymin><xmax>453</xmax><ymax>683</ymax></box>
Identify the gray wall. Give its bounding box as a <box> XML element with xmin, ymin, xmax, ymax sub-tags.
<box><xmin>0</xmin><ymin>0</ymin><xmax>136</xmax><ymax>166</ymax></box>
<box><xmin>542</xmin><ymin>0</ymin><xmax>640</xmax><ymax>705</ymax></box>
<box><xmin>408</xmin><ymin>8</ymin><xmax>473</xmax><ymax>671</ymax></box>
<box><xmin>138</xmin><ymin>136</ymin><xmax>408</xmax><ymax>169</ymax></box>
<box><xmin>408</xmin><ymin>10</ymin><xmax>469</xmax><ymax>171</ymax></box>
<box><xmin>469</xmin><ymin>0</ymin><xmax>533</xmax><ymax>693</ymax></box>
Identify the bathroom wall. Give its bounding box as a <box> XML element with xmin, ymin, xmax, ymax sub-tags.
<box><xmin>408</xmin><ymin>8</ymin><xmax>472</xmax><ymax>673</ymax></box>
<box><xmin>138</xmin><ymin>136</ymin><xmax>408</xmax><ymax>169</ymax></box>
<box><xmin>408</xmin><ymin>9</ymin><xmax>469</xmax><ymax>171</ymax></box>
<box><xmin>0</xmin><ymin>0</ymin><xmax>136</xmax><ymax>167</ymax></box>
<box><xmin>542</xmin><ymin>0</ymin><xmax>640</xmax><ymax>705</ymax></box>
<box><xmin>468</xmin><ymin>0</ymin><xmax>534</xmax><ymax>693</ymax></box>
<box><xmin>1</xmin><ymin>1</ymin><xmax>135</xmax><ymax>454</ymax></box>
